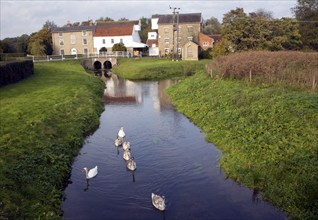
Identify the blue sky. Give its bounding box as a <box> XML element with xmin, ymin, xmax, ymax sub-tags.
<box><xmin>1</xmin><ymin>0</ymin><xmax>297</xmax><ymax>39</ymax></box>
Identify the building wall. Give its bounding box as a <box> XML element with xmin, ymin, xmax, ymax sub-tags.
<box><xmin>52</xmin><ymin>30</ymin><xmax>94</xmax><ymax>55</ymax></box>
<box><xmin>157</xmin><ymin>22</ymin><xmax>201</xmax><ymax>57</ymax></box>
<box><xmin>182</xmin><ymin>41</ymin><xmax>199</xmax><ymax>60</ymax></box>
<box><xmin>94</xmin><ymin>35</ymin><xmax>134</xmax><ymax>53</ymax></box>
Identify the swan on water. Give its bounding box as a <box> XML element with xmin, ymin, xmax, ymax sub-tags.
<box><xmin>115</xmin><ymin>137</ymin><xmax>123</xmax><ymax>147</ymax></box>
<box><xmin>127</xmin><ymin>157</ymin><xmax>136</xmax><ymax>171</ymax></box>
<box><xmin>83</xmin><ymin>166</ymin><xmax>98</xmax><ymax>179</ymax></box>
<box><xmin>151</xmin><ymin>193</ymin><xmax>166</xmax><ymax>211</ymax></box>
<box><xmin>123</xmin><ymin>141</ymin><xmax>130</xmax><ymax>151</ymax></box>
<box><xmin>123</xmin><ymin>149</ymin><xmax>131</xmax><ymax>161</ymax></box>
<box><xmin>118</xmin><ymin>127</ymin><xmax>125</xmax><ymax>139</ymax></box>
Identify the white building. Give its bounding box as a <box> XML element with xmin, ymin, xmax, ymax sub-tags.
<box><xmin>93</xmin><ymin>20</ymin><xmax>147</xmax><ymax>55</ymax></box>
<box><xmin>146</xmin><ymin>32</ymin><xmax>159</xmax><ymax>56</ymax></box>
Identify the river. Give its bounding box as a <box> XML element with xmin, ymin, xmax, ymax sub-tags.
<box><xmin>61</xmin><ymin>75</ymin><xmax>286</xmax><ymax>220</ymax></box>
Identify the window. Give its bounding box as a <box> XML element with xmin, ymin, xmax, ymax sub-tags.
<box><xmin>187</xmin><ymin>26</ymin><xmax>193</xmax><ymax>32</ymax></box>
<box><xmin>82</xmin><ymin>30</ymin><xmax>87</xmax><ymax>36</ymax></box>
<box><xmin>178</xmin><ymin>48</ymin><xmax>181</xmax><ymax>55</ymax></box>
<box><xmin>70</xmin><ymin>35</ymin><xmax>76</xmax><ymax>44</ymax></box>
<box><xmin>83</xmin><ymin>38</ymin><xmax>87</xmax><ymax>45</ymax></box>
<box><xmin>120</xmin><ymin>38</ymin><xmax>123</xmax><ymax>43</ymax></box>
<box><xmin>164</xmin><ymin>38</ymin><xmax>169</xmax><ymax>44</ymax></box>
<box><xmin>59</xmin><ymin>39</ymin><xmax>64</xmax><ymax>46</ymax></box>
<box><xmin>177</xmin><ymin>37</ymin><xmax>181</xmax><ymax>43</ymax></box>
<box><xmin>164</xmin><ymin>48</ymin><xmax>169</xmax><ymax>54</ymax></box>
<box><xmin>187</xmin><ymin>36</ymin><xmax>193</xmax><ymax>41</ymax></box>
<box><xmin>83</xmin><ymin>48</ymin><xmax>88</xmax><ymax>54</ymax></box>
<box><xmin>111</xmin><ymin>39</ymin><xmax>114</xmax><ymax>44</ymax></box>
<box><xmin>203</xmin><ymin>42</ymin><xmax>209</xmax><ymax>46</ymax></box>
<box><xmin>58</xmin><ymin>32</ymin><xmax>63</xmax><ymax>37</ymax></box>
<box><xmin>164</xmin><ymin>28</ymin><xmax>169</xmax><ymax>33</ymax></box>
<box><xmin>187</xmin><ymin>46</ymin><xmax>193</xmax><ymax>57</ymax></box>
<box><xmin>60</xmin><ymin>49</ymin><xmax>64</xmax><ymax>55</ymax></box>
<box><xmin>150</xmin><ymin>34</ymin><xmax>155</xmax><ymax>38</ymax></box>
<box><xmin>102</xmin><ymin>39</ymin><xmax>106</xmax><ymax>44</ymax></box>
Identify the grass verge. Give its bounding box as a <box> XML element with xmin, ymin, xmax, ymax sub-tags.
<box><xmin>112</xmin><ymin>58</ymin><xmax>208</xmax><ymax>80</ymax></box>
<box><xmin>166</xmin><ymin>71</ymin><xmax>318</xmax><ymax>219</ymax></box>
<box><xmin>0</xmin><ymin>60</ymin><xmax>104</xmax><ymax>219</ymax></box>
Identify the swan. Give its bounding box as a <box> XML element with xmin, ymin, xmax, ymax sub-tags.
<box><xmin>115</xmin><ymin>137</ymin><xmax>123</xmax><ymax>147</ymax></box>
<box><xmin>151</xmin><ymin>193</ymin><xmax>166</xmax><ymax>211</ymax></box>
<box><xmin>118</xmin><ymin>127</ymin><xmax>125</xmax><ymax>139</ymax></box>
<box><xmin>123</xmin><ymin>141</ymin><xmax>130</xmax><ymax>151</ymax></box>
<box><xmin>127</xmin><ymin>157</ymin><xmax>136</xmax><ymax>171</ymax></box>
<box><xmin>123</xmin><ymin>149</ymin><xmax>131</xmax><ymax>161</ymax></box>
<box><xmin>83</xmin><ymin>166</ymin><xmax>98</xmax><ymax>179</ymax></box>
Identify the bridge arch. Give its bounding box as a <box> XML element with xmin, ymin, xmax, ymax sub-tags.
<box><xmin>94</xmin><ymin>61</ymin><xmax>102</xmax><ymax>70</ymax></box>
<box><xmin>103</xmin><ymin>61</ymin><xmax>112</xmax><ymax>69</ymax></box>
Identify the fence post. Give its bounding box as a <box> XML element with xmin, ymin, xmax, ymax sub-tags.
<box><xmin>249</xmin><ymin>69</ymin><xmax>252</xmax><ymax>82</ymax></box>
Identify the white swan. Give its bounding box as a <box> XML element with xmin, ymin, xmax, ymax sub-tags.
<box><xmin>123</xmin><ymin>149</ymin><xmax>131</xmax><ymax>161</ymax></box>
<box><xmin>151</xmin><ymin>193</ymin><xmax>166</xmax><ymax>211</ymax></box>
<box><xmin>123</xmin><ymin>141</ymin><xmax>130</xmax><ymax>151</ymax></box>
<box><xmin>83</xmin><ymin>166</ymin><xmax>98</xmax><ymax>179</ymax></box>
<box><xmin>115</xmin><ymin>137</ymin><xmax>122</xmax><ymax>147</ymax></box>
<box><xmin>118</xmin><ymin>127</ymin><xmax>125</xmax><ymax>139</ymax></box>
<box><xmin>127</xmin><ymin>157</ymin><xmax>136</xmax><ymax>171</ymax></box>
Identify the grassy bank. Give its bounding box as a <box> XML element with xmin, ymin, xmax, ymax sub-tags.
<box><xmin>112</xmin><ymin>58</ymin><xmax>208</xmax><ymax>80</ymax></box>
<box><xmin>0</xmin><ymin>61</ymin><xmax>104</xmax><ymax>219</ymax></box>
<box><xmin>167</xmin><ymin>72</ymin><xmax>318</xmax><ymax>219</ymax></box>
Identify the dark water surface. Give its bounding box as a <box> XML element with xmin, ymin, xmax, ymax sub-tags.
<box><xmin>62</xmin><ymin>76</ymin><xmax>286</xmax><ymax>220</ymax></box>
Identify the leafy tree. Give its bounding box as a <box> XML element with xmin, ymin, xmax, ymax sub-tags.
<box><xmin>0</xmin><ymin>34</ymin><xmax>30</xmax><ymax>53</ymax></box>
<box><xmin>118</xmin><ymin>18</ymin><xmax>129</xmax><ymax>21</ymax></box>
<box><xmin>222</xmin><ymin>7</ymin><xmax>302</xmax><ymax>51</ymax></box>
<box><xmin>28</xmin><ymin>28</ymin><xmax>52</xmax><ymax>56</ymax></box>
<box><xmin>43</xmin><ymin>20</ymin><xmax>57</xmax><ymax>31</ymax></box>
<box><xmin>293</xmin><ymin>0</ymin><xmax>318</xmax><ymax>50</ymax></box>
<box><xmin>211</xmin><ymin>39</ymin><xmax>235</xmax><ymax>58</ymax></box>
<box><xmin>112</xmin><ymin>43</ymin><xmax>127</xmax><ymax>51</ymax></box>
<box><xmin>139</xmin><ymin>17</ymin><xmax>151</xmax><ymax>43</ymax></box>
<box><xmin>203</xmin><ymin>17</ymin><xmax>221</xmax><ymax>35</ymax></box>
<box><xmin>96</xmin><ymin>17</ymin><xmax>114</xmax><ymax>22</ymax></box>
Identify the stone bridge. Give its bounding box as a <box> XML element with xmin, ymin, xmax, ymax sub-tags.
<box><xmin>82</xmin><ymin>57</ymin><xmax>117</xmax><ymax>70</ymax></box>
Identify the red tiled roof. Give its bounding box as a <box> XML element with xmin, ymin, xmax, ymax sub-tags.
<box><xmin>94</xmin><ymin>21</ymin><xmax>138</xmax><ymax>37</ymax></box>
<box><xmin>146</xmin><ymin>39</ymin><xmax>158</xmax><ymax>47</ymax></box>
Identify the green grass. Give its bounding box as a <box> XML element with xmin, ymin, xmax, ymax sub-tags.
<box><xmin>112</xmin><ymin>58</ymin><xmax>209</xmax><ymax>80</ymax></box>
<box><xmin>0</xmin><ymin>60</ymin><xmax>104</xmax><ymax>219</ymax></box>
<box><xmin>167</xmin><ymin>71</ymin><xmax>318</xmax><ymax>219</ymax></box>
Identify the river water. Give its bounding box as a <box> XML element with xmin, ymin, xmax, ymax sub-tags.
<box><xmin>62</xmin><ymin>75</ymin><xmax>286</xmax><ymax>220</ymax></box>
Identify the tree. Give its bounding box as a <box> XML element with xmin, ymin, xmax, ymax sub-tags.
<box><xmin>95</xmin><ymin>17</ymin><xmax>114</xmax><ymax>22</ymax></box>
<box><xmin>202</xmin><ymin>17</ymin><xmax>221</xmax><ymax>35</ymax></box>
<box><xmin>28</xmin><ymin>28</ymin><xmax>52</xmax><ymax>56</ymax></box>
<box><xmin>222</xmin><ymin>7</ymin><xmax>302</xmax><ymax>51</ymax></box>
<box><xmin>112</xmin><ymin>43</ymin><xmax>127</xmax><ymax>51</ymax></box>
<box><xmin>43</xmin><ymin>20</ymin><xmax>57</xmax><ymax>32</ymax></box>
<box><xmin>139</xmin><ymin>17</ymin><xmax>151</xmax><ymax>43</ymax></box>
<box><xmin>293</xmin><ymin>0</ymin><xmax>318</xmax><ymax>50</ymax></box>
<box><xmin>211</xmin><ymin>39</ymin><xmax>235</xmax><ymax>58</ymax></box>
<box><xmin>118</xmin><ymin>18</ymin><xmax>129</xmax><ymax>21</ymax></box>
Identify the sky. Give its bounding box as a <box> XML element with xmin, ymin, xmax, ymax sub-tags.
<box><xmin>0</xmin><ymin>0</ymin><xmax>297</xmax><ymax>39</ymax></box>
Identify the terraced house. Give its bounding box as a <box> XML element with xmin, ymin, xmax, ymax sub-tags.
<box><xmin>51</xmin><ymin>22</ymin><xmax>95</xmax><ymax>56</ymax></box>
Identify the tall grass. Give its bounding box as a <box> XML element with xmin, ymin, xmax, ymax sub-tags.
<box><xmin>167</xmin><ymin>71</ymin><xmax>318</xmax><ymax>219</ymax></box>
<box><xmin>0</xmin><ymin>61</ymin><xmax>104</xmax><ymax>219</ymax></box>
<box><xmin>206</xmin><ymin>51</ymin><xmax>318</xmax><ymax>91</ymax></box>
<box><xmin>112</xmin><ymin>58</ymin><xmax>208</xmax><ymax>80</ymax></box>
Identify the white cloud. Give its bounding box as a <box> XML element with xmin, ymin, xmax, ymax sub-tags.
<box><xmin>0</xmin><ymin>0</ymin><xmax>296</xmax><ymax>39</ymax></box>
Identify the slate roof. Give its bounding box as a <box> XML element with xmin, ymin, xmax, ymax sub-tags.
<box><xmin>153</xmin><ymin>13</ymin><xmax>202</xmax><ymax>24</ymax></box>
<box><xmin>51</xmin><ymin>25</ymin><xmax>95</xmax><ymax>33</ymax></box>
<box><xmin>94</xmin><ymin>21</ymin><xmax>139</xmax><ymax>37</ymax></box>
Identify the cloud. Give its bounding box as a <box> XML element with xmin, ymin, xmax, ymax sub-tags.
<box><xmin>0</xmin><ymin>0</ymin><xmax>296</xmax><ymax>39</ymax></box>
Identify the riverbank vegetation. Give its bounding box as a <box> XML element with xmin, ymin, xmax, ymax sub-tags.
<box><xmin>167</xmin><ymin>53</ymin><xmax>318</xmax><ymax>219</ymax></box>
<box><xmin>112</xmin><ymin>58</ymin><xmax>208</xmax><ymax>80</ymax></box>
<box><xmin>0</xmin><ymin>61</ymin><xmax>104</xmax><ymax>219</ymax></box>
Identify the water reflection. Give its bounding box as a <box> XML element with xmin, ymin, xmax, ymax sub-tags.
<box><xmin>62</xmin><ymin>75</ymin><xmax>287</xmax><ymax>220</ymax></box>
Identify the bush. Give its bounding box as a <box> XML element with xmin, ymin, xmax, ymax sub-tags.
<box><xmin>0</xmin><ymin>60</ymin><xmax>34</xmax><ymax>86</ymax></box>
<box><xmin>206</xmin><ymin>51</ymin><xmax>318</xmax><ymax>90</ymax></box>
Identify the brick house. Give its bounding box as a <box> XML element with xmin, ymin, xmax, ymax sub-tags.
<box><xmin>151</xmin><ymin>13</ymin><xmax>202</xmax><ymax>57</ymax></box>
<box><xmin>198</xmin><ymin>32</ymin><xmax>214</xmax><ymax>51</ymax></box>
<box><xmin>51</xmin><ymin>24</ymin><xmax>95</xmax><ymax>55</ymax></box>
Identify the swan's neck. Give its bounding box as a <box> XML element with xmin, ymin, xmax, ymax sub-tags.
<box><xmin>84</xmin><ymin>169</ymin><xmax>89</xmax><ymax>179</ymax></box>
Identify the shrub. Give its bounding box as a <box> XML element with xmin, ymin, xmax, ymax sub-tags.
<box><xmin>0</xmin><ymin>60</ymin><xmax>34</xmax><ymax>86</ymax></box>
